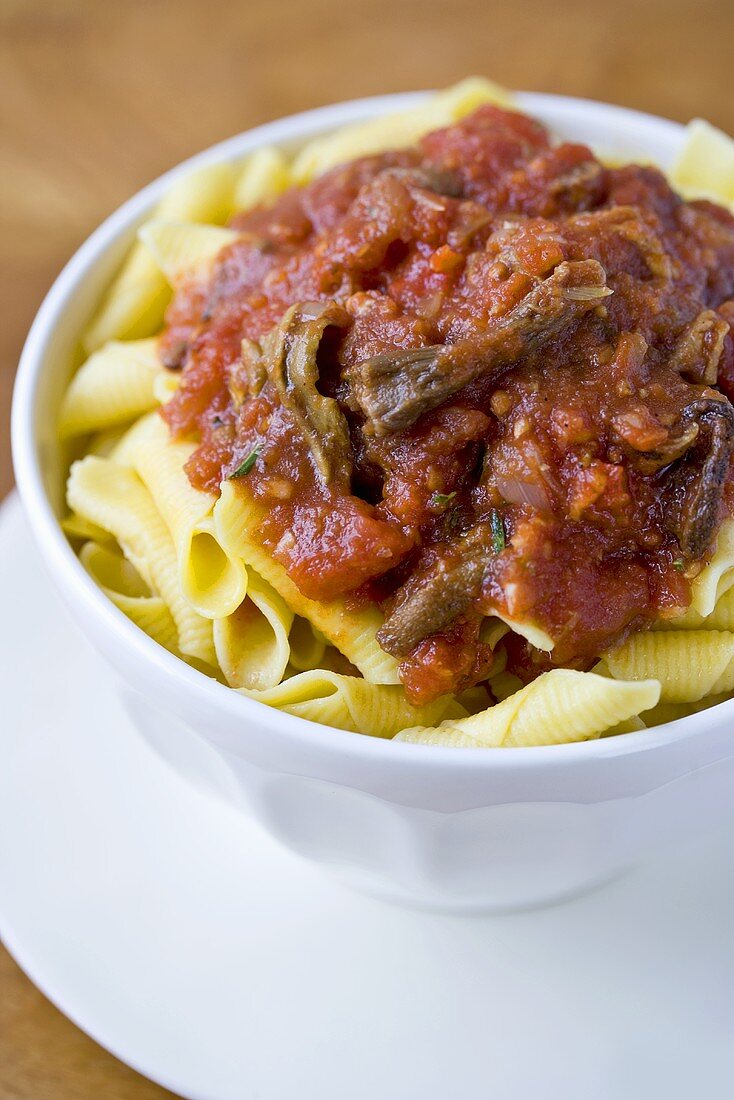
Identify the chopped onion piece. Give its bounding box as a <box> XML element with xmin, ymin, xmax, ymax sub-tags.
<box><xmin>562</xmin><ymin>285</ymin><xmax>614</xmax><ymax>301</ymax></box>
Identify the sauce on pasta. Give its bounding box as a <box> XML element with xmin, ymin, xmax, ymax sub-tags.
<box><xmin>160</xmin><ymin>105</ymin><xmax>734</xmax><ymax>704</ymax></box>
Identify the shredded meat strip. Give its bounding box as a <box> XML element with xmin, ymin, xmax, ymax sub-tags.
<box><xmin>672</xmin><ymin>396</ymin><xmax>734</xmax><ymax>558</ymax></box>
<box><xmin>256</xmin><ymin>301</ymin><xmax>352</xmax><ymax>486</ymax></box>
<box><xmin>346</xmin><ymin>259</ymin><xmax>611</xmax><ymax>435</ymax></box>
<box><xmin>377</xmin><ymin>525</ymin><xmax>493</xmax><ymax>657</ymax></box>
<box><xmin>667</xmin><ymin>310</ymin><xmax>729</xmax><ymax>385</ymax></box>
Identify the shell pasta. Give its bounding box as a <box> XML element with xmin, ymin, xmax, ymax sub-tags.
<box><xmin>83</xmin><ymin>161</ymin><xmax>238</xmax><ymax>352</ymax></box>
<box><xmin>59</xmin><ymin>81</ymin><xmax>734</xmax><ymax>744</ymax></box>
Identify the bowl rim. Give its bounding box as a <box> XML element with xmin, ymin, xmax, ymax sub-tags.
<box><xmin>12</xmin><ymin>88</ymin><xmax>734</xmax><ymax>769</ymax></box>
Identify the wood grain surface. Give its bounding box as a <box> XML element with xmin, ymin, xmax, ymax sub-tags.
<box><xmin>2</xmin><ymin>0</ymin><xmax>734</xmax><ymax>1096</ymax></box>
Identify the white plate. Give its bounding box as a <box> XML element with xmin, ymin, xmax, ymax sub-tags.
<box><xmin>1</xmin><ymin>492</ymin><xmax>733</xmax><ymax>1100</ymax></box>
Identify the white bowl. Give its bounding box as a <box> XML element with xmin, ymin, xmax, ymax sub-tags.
<box><xmin>12</xmin><ymin>92</ymin><xmax>734</xmax><ymax>913</ymax></box>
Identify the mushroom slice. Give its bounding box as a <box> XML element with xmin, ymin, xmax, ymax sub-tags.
<box><xmin>260</xmin><ymin>300</ymin><xmax>352</xmax><ymax>486</ymax></box>
<box><xmin>672</xmin><ymin>396</ymin><xmax>734</xmax><ymax>559</ymax></box>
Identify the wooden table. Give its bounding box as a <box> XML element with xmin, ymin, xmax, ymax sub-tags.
<box><xmin>2</xmin><ymin>0</ymin><xmax>733</xmax><ymax>1095</ymax></box>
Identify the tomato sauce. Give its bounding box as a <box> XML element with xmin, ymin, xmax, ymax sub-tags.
<box><xmin>160</xmin><ymin>105</ymin><xmax>734</xmax><ymax>704</ymax></box>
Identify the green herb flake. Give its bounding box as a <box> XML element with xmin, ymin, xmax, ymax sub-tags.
<box><xmin>446</xmin><ymin>507</ymin><xmax>463</xmax><ymax>532</ymax></box>
<box><xmin>673</xmin><ymin>557</ymin><xmax>685</xmax><ymax>572</ymax></box>
<box><xmin>228</xmin><ymin>444</ymin><xmax>262</xmax><ymax>479</ymax></box>
<box><xmin>430</xmin><ymin>490</ymin><xmax>457</xmax><ymax>509</ymax></box>
<box><xmin>490</xmin><ymin>509</ymin><xmax>506</xmax><ymax>553</ymax></box>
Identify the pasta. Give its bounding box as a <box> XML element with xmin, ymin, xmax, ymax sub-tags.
<box><xmin>234</xmin><ymin>146</ymin><xmax>292</xmax><ymax>210</ymax></box>
<box><xmin>83</xmin><ymin>161</ymin><xmax>237</xmax><ymax>352</ymax></box>
<box><xmin>291</xmin><ymin>76</ymin><xmax>514</xmax><ymax>183</ymax></box>
<box><xmin>395</xmin><ymin>671</ymin><xmax>660</xmax><ymax>747</ymax></box>
<box><xmin>61</xmin><ymin>511</ymin><xmax>114</xmax><ymax>544</ymax></box>
<box><xmin>670</xmin><ymin>119</ymin><xmax>734</xmax><ymax>204</ymax></box>
<box><xmin>242</xmin><ymin>669</ymin><xmax>456</xmax><ymax>738</ymax></box>
<box><xmin>67</xmin><ymin>454</ymin><xmax>217</xmax><ymax>666</ymax></box>
<box><xmin>214</xmin><ymin>571</ymin><xmax>292</xmax><ymax>690</ymax></box>
<box><xmin>80</xmin><ymin>540</ymin><xmax>180</xmax><ymax>654</ymax></box>
<box><xmin>58</xmin><ymin>81</ymin><xmax>734</xmax><ymax>746</ymax></box>
<box><xmin>58</xmin><ymin>338</ymin><xmax>162</xmax><ymax>440</ymax></box>
<box><xmin>686</xmin><ymin>518</ymin><xmax>734</xmax><ymax>618</ymax></box>
<box><xmin>604</xmin><ymin>630</ymin><xmax>734</xmax><ymax>703</ymax></box>
<box><xmin>288</xmin><ymin>617</ymin><xmax>328</xmax><ymax>672</ymax></box>
<box><xmin>213</xmin><ymin>481</ymin><xmax>401</xmax><ymax>684</ymax></box>
<box><xmin>137</xmin><ymin>222</ymin><xmax>240</xmax><ymax>287</ymax></box>
<box><xmin>117</xmin><ymin>413</ymin><xmax>247</xmax><ymax>619</ymax></box>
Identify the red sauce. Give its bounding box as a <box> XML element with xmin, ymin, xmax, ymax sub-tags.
<box><xmin>160</xmin><ymin>105</ymin><xmax>734</xmax><ymax>704</ymax></box>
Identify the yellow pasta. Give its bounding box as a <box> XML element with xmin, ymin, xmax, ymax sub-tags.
<box><xmin>67</xmin><ymin>454</ymin><xmax>216</xmax><ymax>665</ymax></box>
<box><xmin>688</xmin><ymin>518</ymin><xmax>734</xmax><ymax>618</ymax></box>
<box><xmin>487</xmin><ymin>670</ymin><xmax>524</xmax><ymax>702</ymax></box>
<box><xmin>120</xmin><ymin>413</ymin><xmax>247</xmax><ymax>619</ymax></box>
<box><xmin>641</xmin><ymin>692</ymin><xmax>733</xmax><ymax>729</ymax></box>
<box><xmin>686</xmin><ymin>517</ymin><xmax>734</xmax><ymax>620</ymax></box>
<box><xmin>656</xmin><ymin>582</ymin><xmax>734</xmax><ymax>632</ymax></box>
<box><xmin>234</xmin><ymin>146</ymin><xmax>291</xmax><ymax>211</ymax></box>
<box><xmin>395</xmin><ymin>670</ymin><xmax>660</xmax><ymax>747</ymax></box>
<box><xmin>487</xmin><ymin>645</ymin><xmax>507</xmax><ymax>678</ymax></box>
<box><xmin>82</xmin><ymin>245</ymin><xmax>172</xmax><ymax>357</ymax></box>
<box><xmin>107</xmin><ymin>410</ymin><xmax>162</xmax><ymax>467</ymax></box>
<box><xmin>83</xmin><ymin>161</ymin><xmax>237</xmax><ymax>352</ymax></box>
<box><xmin>697</xmin><ymin>587</ymin><xmax>734</xmax><ymax>631</ymax></box>
<box><xmin>395</xmin><ymin>724</ymin><xmax>481</xmax><ymax>748</ymax></box>
<box><xmin>80</xmin><ymin>537</ymin><xmax>149</xmax><ymax>597</ymax></box>
<box><xmin>292</xmin><ymin>77</ymin><xmax>514</xmax><ymax>183</ymax></box>
<box><xmin>61</xmin><ymin>511</ymin><xmax>114</xmax><ymax>544</ymax></box>
<box><xmin>480</xmin><ymin>618</ymin><xmax>510</xmax><ymax>649</ymax></box>
<box><xmin>288</xmin><ymin>616</ymin><xmax>328</xmax><ymax>672</ymax></box>
<box><xmin>59</xmin><ymin>339</ymin><xmax>162</xmax><ymax>440</ymax></box>
<box><xmin>494</xmin><ymin>614</ymin><xmax>554</xmax><ymax>652</ymax></box>
<box><xmin>80</xmin><ymin>540</ymin><xmax>180</xmax><ymax>653</ymax></box>
<box><xmin>154</xmin><ymin>161</ymin><xmax>237</xmax><ymax>224</ymax></box>
<box><xmin>605</xmin><ymin>630</ymin><xmax>734</xmax><ymax>702</ymax></box>
<box><xmin>108</xmin><ymin>592</ymin><xmax>180</xmax><ymax>651</ymax></box>
<box><xmin>152</xmin><ymin>369</ymin><xmax>180</xmax><ymax>405</ymax></box>
<box><xmin>214</xmin><ymin>571</ymin><xmax>293</xmax><ymax>690</ymax></box>
<box><xmin>670</xmin><ymin>119</ymin><xmax>734</xmax><ymax>203</ymax></box>
<box><xmin>214</xmin><ymin>481</ymin><xmax>400</xmax><ymax>684</ymax></box>
<box><xmin>452</xmin><ymin>686</ymin><xmax>490</xmax><ymax>715</ymax></box>
<box><xmin>601</xmin><ymin>716</ymin><xmax>647</xmax><ymax>737</ymax></box>
<box><xmin>244</xmin><ymin>669</ymin><xmax>452</xmax><ymax>737</ymax></box>
<box><xmin>137</xmin><ymin>221</ymin><xmax>239</xmax><ymax>287</ymax></box>
<box><xmin>86</xmin><ymin>425</ymin><xmax>132</xmax><ymax>458</ymax></box>
<box><xmin>182</xmin><ymin>516</ymin><xmax>250</xmax><ymax>619</ymax></box>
